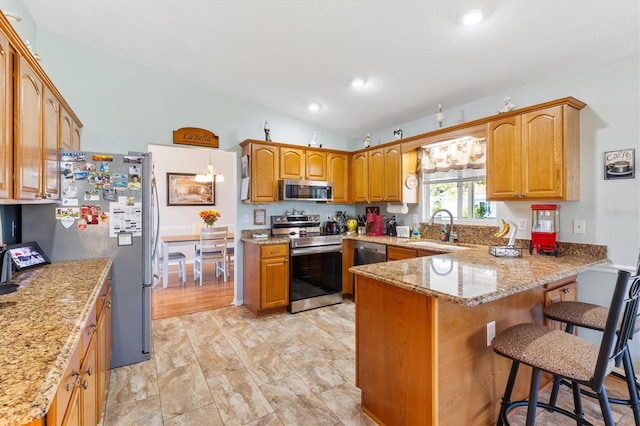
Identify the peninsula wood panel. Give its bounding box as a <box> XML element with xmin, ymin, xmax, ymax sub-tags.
<box><xmin>356</xmin><ymin>275</ymin><xmax>436</xmax><ymax>426</ymax></box>
<box><xmin>436</xmin><ymin>286</ymin><xmax>547</xmax><ymax>425</ymax></box>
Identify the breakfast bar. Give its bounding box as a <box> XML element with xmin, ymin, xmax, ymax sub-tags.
<box><xmin>349</xmin><ymin>248</ymin><xmax>608</xmax><ymax>425</ymax></box>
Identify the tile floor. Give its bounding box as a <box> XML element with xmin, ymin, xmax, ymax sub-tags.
<box><xmin>102</xmin><ymin>300</ymin><xmax>639</xmax><ymax>426</ymax></box>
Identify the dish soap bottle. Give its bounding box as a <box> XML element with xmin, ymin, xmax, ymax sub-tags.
<box><xmin>439</xmin><ymin>224</ymin><xmax>449</xmax><ymax>242</ymax></box>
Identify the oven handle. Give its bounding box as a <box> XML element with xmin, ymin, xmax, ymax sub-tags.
<box><xmin>290</xmin><ymin>245</ymin><xmax>342</xmax><ymax>256</ymax></box>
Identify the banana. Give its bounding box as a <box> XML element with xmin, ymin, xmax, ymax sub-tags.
<box><xmin>494</xmin><ymin>219</ymin><xmax>510</xmax><ymax>238</ymax></box>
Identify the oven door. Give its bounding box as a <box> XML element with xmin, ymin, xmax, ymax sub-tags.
<box><xmin>289</xmin><ymin>244</ymin><xmax>342</xmax><ymax>313</ymax></box>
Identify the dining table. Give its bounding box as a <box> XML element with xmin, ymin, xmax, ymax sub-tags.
<box><xmin>157</xmin><ymin>232</ymin><xmax>234</xmax><ymax>287</ymax></box>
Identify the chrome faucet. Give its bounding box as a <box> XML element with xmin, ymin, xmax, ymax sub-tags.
<box><xmin>427</xmin><ymin>209</ymin><xmax>458</xmax><ymax>242</ymax></box>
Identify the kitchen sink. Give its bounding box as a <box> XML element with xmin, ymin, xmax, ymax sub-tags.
<box><xmin>406</xmin><ymin>241</ymin><xmax>471</xmax><ymax>251</ymax></box>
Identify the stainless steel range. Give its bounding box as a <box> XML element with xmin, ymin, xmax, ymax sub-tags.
<box><xmin>271</xmin><ymin>213</ymin><xmax>343</xmax><ymax>313</ymax></box>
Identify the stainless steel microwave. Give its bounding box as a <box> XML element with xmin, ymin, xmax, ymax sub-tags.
<box><xmin>279</xmin><ymin>179</ymin><xmax>333</xmax><ymax>201</ymax></box>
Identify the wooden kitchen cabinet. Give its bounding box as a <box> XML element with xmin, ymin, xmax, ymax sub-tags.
<box><xmin>351</xmin><ymin>151</ymin><xmax>368</xmax><ymax>202</ymax></box>
<box><xmin>487</xmin><ymin>99</ymin><xmax>585</xmax><ymax>201</ymax></box>
<box><xmin>243</xmin><ymin>242</ymin><xmax>289</xmax><ymax>317</ymax></box>
<box><xmin>387</xmin><ymin>246</ymin><xmax>418</xmax><ymax>261</ymax></box>
<box><xmin>43</xmin><ymin>87</ymin><xmax>61</xmax><ymax>199</ymax></box>
<box><xmin>0</xmin><ymin>30</ymin><xmax>11</xmax><ymax>200</ymax></box>
<box><xmin>47</xmin><ymin>270</ymin><xmax>112</xmax><ymax>426</ymax></box>
<box><xmin>280</xmin><ymin>146</ymin><xmax>327</xmax><ymax>180</ymax></box>
<box><xmin>544</xmin><ymin>277</ymin><xmax>578</xmax><ymax>331</ymax></box>
<box><xmin>327</xmin><ymin>152</ymin><xmax>349</xmax><ymax>203</ymax></box>
<box><xmin>241</xmin><ymin>141</ymin><xmax>279</xmax><ymax>203</ymax></box>
<box><xmin>60</xmin><ymin>106</ymin><xmax>82</xmax><ymax>151</ymax></box>
<box><xmin>14</xmin><ymin>55</ymin><xmax>44</xmax><ymax>200</ymax></box>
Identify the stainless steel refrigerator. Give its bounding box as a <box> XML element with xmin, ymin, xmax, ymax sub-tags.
<box><xmin>22</xmin><ymin>150</ymin><xmax>155</xmax><ymax>368</ymax></box>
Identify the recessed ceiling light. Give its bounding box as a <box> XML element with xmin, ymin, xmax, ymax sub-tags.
<box><xmin>3</xmin><ymin>11</ymin><xmax>22</xmax><ymax>22</ymax></box>
<box><xmin>460</xmin><ymin>8</ymin><xmax>484</xmax><ymax>26</ymax></box>
<box><xmin>309</xmin><ymin>103</ymin><xmax>321</xmax><ymax>112</ymax></box>
<box><xmin>351</xmin><ymin>77</ymin><xmax>367</xmax><ymax>88</ymax></box>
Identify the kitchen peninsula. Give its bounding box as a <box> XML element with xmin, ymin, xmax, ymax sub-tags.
<box><xmin>349</xmin><ymin>247</ymin><xmax>608</xmax><ymax>425</ymax></box>
<box><xmin>0</xmin><ymin>258</ymin><xmax>112</xmax><ymax>426</ymax></box>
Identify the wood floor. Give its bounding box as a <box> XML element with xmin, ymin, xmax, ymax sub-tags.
<box><xmin>152</xmin><ymin>263</ymin><xmax>234</xmax><ymax>320</ymax></box>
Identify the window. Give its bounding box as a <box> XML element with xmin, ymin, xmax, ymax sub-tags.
<box><xmin>421</xmin><ymin>175</ymin><xmax>496</xmax><ymax>222</ymax></box>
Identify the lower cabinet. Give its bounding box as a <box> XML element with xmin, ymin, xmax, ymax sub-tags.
<box><xmin>243</xmin><ymin>242</ymin><xmax>289</xmax><ymax>317</ymax></box>
<box><xmin>387</xmin><ymin>246</ymin><xmax>440</xmax><ymax>261</ymax></box>
<box><xmin>47</xmin><ymin>271</ymin><xmax>112</xmax><ymax>426</ymax></box>
<box><xmin>543</xmin><ymin>276</ymin><xmax>578</xmax><ymax>331</ymax></box>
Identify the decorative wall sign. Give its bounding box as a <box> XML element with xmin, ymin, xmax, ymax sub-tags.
<box><xmin>253</xmin><ymin>209</ymin><xmax>266</xmax><ymax>225</ymax></box>
<box><xmin>172</xmin><ymin>127</ymin><xmax>219</xmax><ymax>148</ymax></box>
<box><xmin>604</xmin><ymin>149</ymin><xmax>635</xmax><ymax>180</ymax></box>
<box><xmin>167</xmin><ymin>172</ymin><xmax>215</xmax><ymax>206</ymax></box>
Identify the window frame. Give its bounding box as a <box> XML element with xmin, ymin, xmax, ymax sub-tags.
<box><xmin>421</xmin><ymin>175</ymin><xmax>496</xmax><ymax>224</ymax></box>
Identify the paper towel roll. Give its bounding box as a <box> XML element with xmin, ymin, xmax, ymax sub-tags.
<box><xmin>387</xmin><ymin>203</ymin><xmax>409</xmax><ymax>214</ymax></box>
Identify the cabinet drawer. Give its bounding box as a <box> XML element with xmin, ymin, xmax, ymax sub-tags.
<box><xmin>261</xmin><ymin>244</ymin><xmax>289</xmax><ymax>258</ymax></box>
<box><xmin>387</xmin><ymin>246</ymin><xmax>418</xmax><ymax>261</ymax></box>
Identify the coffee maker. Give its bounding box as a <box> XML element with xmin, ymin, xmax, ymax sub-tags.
<box><xmin>387</xmin><ymin>215</ymin><xmax>397</xmax><ymax>236</ymax></box>
<box><xmin>366</xmin><ymin>213</ymin><xmax>386</xmax><ymax>236</ymax></box>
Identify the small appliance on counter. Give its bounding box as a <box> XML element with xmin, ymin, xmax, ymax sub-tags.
<box><xmin>529</xmin><ymin>204</ymin><xmax>560</xmax><ymax>256</ymax></box>
<box><xmin>387</xmin><ymin>215</ymin><xmax>397</xmax><ymax>236</ymax></box>
<box><xmin>366</xmin><ymin>213</ymin><xmax>386</xmax><ymax>236</ymax></box>
<box><xmin>396</xmin><ymin>225</ymin><xmax>410</xmax><ymax>238</ymax></box>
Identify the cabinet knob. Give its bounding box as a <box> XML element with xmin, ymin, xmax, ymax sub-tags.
<box><xmin>107</xmin><ymin>300</ymin><xmax>112</xmax><ymax>309</ymax></box>
<box><xmin>87</xmin><ymin>324</ymin><xmax>97</xmax><ymax>335</ymax></box>
<box><xmin>84</xmin><ymin>366</ymin><xmax>93</xmax><ymax>376</ymax></box>
<box><xmin>80</xmin><ymin>379</ymin><xmax>89</xmax><ymax>389</ymax></box>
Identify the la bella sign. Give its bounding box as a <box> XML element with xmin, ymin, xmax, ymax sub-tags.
<box><xmin>173</xmin><ymin>127</ymin><xmax>219</xmax><ymax>148</ymax></box>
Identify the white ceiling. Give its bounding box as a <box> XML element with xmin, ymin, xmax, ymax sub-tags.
<box><xmin>22</xmin><ymin>0</ymin><xmax>640</xmax><ymax>138</ymax></box>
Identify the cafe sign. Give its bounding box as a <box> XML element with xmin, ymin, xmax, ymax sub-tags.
<box><xmin>173</xmin><ymin>127</ymin><xmax>219</xmax><ymax>148</ymax></box>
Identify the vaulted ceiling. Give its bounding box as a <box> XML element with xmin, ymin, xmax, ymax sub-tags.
<box><xmin>22</xmin><ymin>0</ymin><xmax>640</xmax><ymax>137</ymax></box>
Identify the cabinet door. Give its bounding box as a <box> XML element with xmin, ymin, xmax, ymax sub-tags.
<box><xmin>387</xmin><ymin>246</ymin><xmax>417</xmax><ymax>261</ymax></box>
<box><xmin>43</xmin><ymin>88</ymin><xmax>60</xmax><ymax>199</ymax></box>
<box><xmin>352</xmin><ymin>152</ymin><xmax>368</xmax><ymax>202</ymax></box>
<box><xmin>280</xmin><ymin>146</ymin><xmax>305</xmax><ymax>179</ymax></box>
<box><xmin>327</xmin><ymin>153</ymin><xmax>349</xmax><ymax>203</ymax></box>
<box><xmin>62</xmin><ymin>389</ymin><xmax>81</xmax><ymax>426</ymax></box>
<box><xmin>521</xmin><ymin>106</ymin><xmax>564</xmax><ymax>199</ymax></box>
<box><xmin>60</xmin><ymin>107</ymin><xmax>74</xmax><ymax>151</ymax></box>
<box><xmin>14</xmin><ymin>56</ymin><xmax>43</xmax><ymax>200</ymax></box>
<box><xmin>544</xmin><ymin>281</ymin><xmax>577</xmax><ymax>331</ymax></box>
<box><xmin>72</xmin><ymin>122</ymin><xmax>82</xmax><ymax>150</ymax></box>
<box><xmin>50</xmin><ymin>342</ymin><xmax>81</xmax><ymax>426</ymax></box>
<box><xmin>383</xmin><ymin>144</ymin><xmax>402</xmax><ymax>202</ymax></box>
<box><xmin>368</xmin><ymin>148</ymin><xmax>384</xmax><ymax>202</ymax></box>
<box><xmin>260</xmin><ymin>256</ymin><xmax>289</xmax><ymax>309</ymax></box>
<box><xmin>487</xmin><ymin>116</ymin><xmax>522</xmax><ymax>200</ymax></box>
<box><xmin>97</xmin><ymin>289</ymin><xmax>112</xmax><ymax>409</ymax></box>
<box><xmin>251</xmin><ymin>144</ymin><xmax>279</xmax><ymax>202</ymax></box>
<box><xmin>306</xmin><ymin>150</ymin><xmax>327</xmax><ymax>180</ymax></box>
<box><xmin>0</xmin><ymin>31</ymin><xmax>11</xmax><ymax>199</ymax></box>
<box><xmin>80</xmin><ymin>336</ymin><xmax>98</xmax><ymax>426</ymax></box>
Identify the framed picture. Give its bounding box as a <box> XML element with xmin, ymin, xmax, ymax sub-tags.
<box><xmin>604</xmin><ymin>149</ymin><xmax>635</xmax><ymax>180</ymax></box>
<box><xmin>167</xmin><ymin>172</ymin><xmax>215</xmax><ymax>206</ymax></box>
<box><xmin>253</xmin><ymin>208</ymin><xmax>266</xmax><ymax>225</ymax></box>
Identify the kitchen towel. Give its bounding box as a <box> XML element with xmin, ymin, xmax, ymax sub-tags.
<box><xmin>387</xmin><ymin>203</ymin><xmax>409</xmax><ymax>214</ymax></box>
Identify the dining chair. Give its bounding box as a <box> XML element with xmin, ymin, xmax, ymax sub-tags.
<box><xmin>193</xmin><ymin>226</ymin><xmax>228</xmax><ymax>285</ymax></box>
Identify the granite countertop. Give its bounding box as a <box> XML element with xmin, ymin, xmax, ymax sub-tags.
<box><xmin>0</xmin><ymin>258</ymin><xmax>112</xmax><ymax>425</ymax></box>
<box><xmin>241</xmin><ymin>235</ymin><xmax>290</xmax><ymax>245</ymax></box>
<box><xmin>349</xmin><ymin>243</ymin><xmax>608</xmax><ymax>306</ymax></box>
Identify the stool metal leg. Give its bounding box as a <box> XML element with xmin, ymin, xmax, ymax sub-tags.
<box><xmin>498</xmin><ymin>361</ymin><xmax>520</xmax><ymax>426</ymax></box>
<box><xmin>597</xmin><ymin>386</ymin><xmax>615</xmax><ymax>426</ymax></box>
<box><xmin>526</xmin><ymin>368</ymin><xmax>541</xmax><ymax>426</ymax></box>
<box><xmin>622</xmin><ymin>347</ymin><xmax>640</xmax><ymax>425</ymax></box>
<box><xmin>570</xmin><ymin>381</ymin><xmax>585</xmax><ymax>424</ymax></box>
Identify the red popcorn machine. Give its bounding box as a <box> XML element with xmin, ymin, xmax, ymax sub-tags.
<box><xmin>529</xmin><ymin>204</ymin><xmax>560</xmax><ymax>256</ymax></box>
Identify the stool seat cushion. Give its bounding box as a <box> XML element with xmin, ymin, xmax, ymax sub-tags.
<box><xmin>544</xmin><ymin>301</ymin><xmax>608</xmax><ymax>331</ymax></box>
<box><xmin>493</xmin><ymin>323</ymin><xmax>614</xmax><ymax>383</ymax></box>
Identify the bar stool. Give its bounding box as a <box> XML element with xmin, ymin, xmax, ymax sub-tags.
<box><xmin>493</xmin><ymin>270</ymin><xmax>640</xmax><ymax>426</ymax></box>
<box><xmin>544</xmin><ymin>279</ymin><xmax>640</xmax><ymax>422</ymax></box>
<box><xmin>159</xmin><ymin>251</ymin><xmax>187</xmax><ymax>288</ymax></box>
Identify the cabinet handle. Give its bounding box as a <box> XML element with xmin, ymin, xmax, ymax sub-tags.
<box><xmin>563</xmin><ymin>288</ymin><xmax>570</xmax><ymax>294</ymax></box>
<box><xmin>87</xmin><ymin>324</ymin><xmax>97</xmax><ymax>335</ymax></box>
<box><xmin>107</xmin><ymin>300</ymin><xmax>112</xmax><ymax>309</ymax></box>
<box><xmin>84</xmin><ymin>366</ymin><xmax>93</xmax><ymax>376</ymax></box>
<box><xmin>67</xmin><ymin>370</ymin><xmax>81</xmax><ymax>391</ymax></box>
<box><xmin>80</xmin><ymin>379</ymin><xmax>89</xmax><ymax>389</ymax></box>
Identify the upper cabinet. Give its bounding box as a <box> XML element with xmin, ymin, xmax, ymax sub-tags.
<box><xmin>242</xmin><ymin>141</ymin><xmax>279</xmax><ymax>203</ymax></box>
<box><xmin>351</xmin><ymin>151</ymin><xmax>368</xmax><ymax>203</ymax></box>
<box><xmin>327</xmin><ymin>152</ymin><xmax>350</xmax><ymax>203</ymax></box>
<box><xmin>0</xmin><ymin>30</ymin><xmax>12</xmax><ymax>199</ymax></box>
<box><xmin>279</xmin><ymin>146</ymin><xmax>327</xmax><ymax>181</ymax></box>
<box><xmin>0</xmin><ymin>14</ymin><xmax>83</xmax><ymax>202</ymax></box>
<box><xmin>487</xmin><ymin>99</ymin><xmax>584</xmax><ymax>201</ymax></box>
<box><xmin>352</xmin><ymin>143</ymin><xmax>409</xmax><ymax>203</ymax></box>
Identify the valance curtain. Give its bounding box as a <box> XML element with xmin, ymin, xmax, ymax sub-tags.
<box><xmin>418</xmin><ymin>137</ymin><xmax>487</xmax><ymax>173</ymax></box>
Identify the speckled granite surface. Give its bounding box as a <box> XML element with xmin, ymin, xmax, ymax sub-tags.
<box><xmin>0</xmin><ymin>258</ymin><xmax>112</xmax><ymax>426</ymax></box>
<box><xmin>241</xmin><ymin>229</ymin><xmax>290</xmax><ymax>246</ymax></box>
<box><xmin>349</xmin><ymin>246</ymin><xmax>608</xmax><ymax>307</ymax></box>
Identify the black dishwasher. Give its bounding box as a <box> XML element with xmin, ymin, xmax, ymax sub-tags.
<box><xmin>354</xmin><ymin>241</ymin><xmax>387</xmax><ymax>266</ymax></box>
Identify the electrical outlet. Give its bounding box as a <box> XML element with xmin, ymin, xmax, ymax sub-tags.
<box><xmin>486</xmin><ymin>321</ymin><xmax>496</xmax><ymax>346</ymax></box>
<box><xmin>573</xmin><ymin>219</ymin><xmax>586</xmax><ymax>234</ymax></box>
<box><xmin>517</xmin><ymin>218</ymin><xmax>527</xmax><ymax>230</ymax></box>
<box><xmin>412</xmin><ymin>214</ymin><xmax>418</xmax><ymax>224</ymax></box>
<box><xmin>244</xmin><ymin>214</ymin><xmax>251</xmax><ymax>224</ymax></box>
